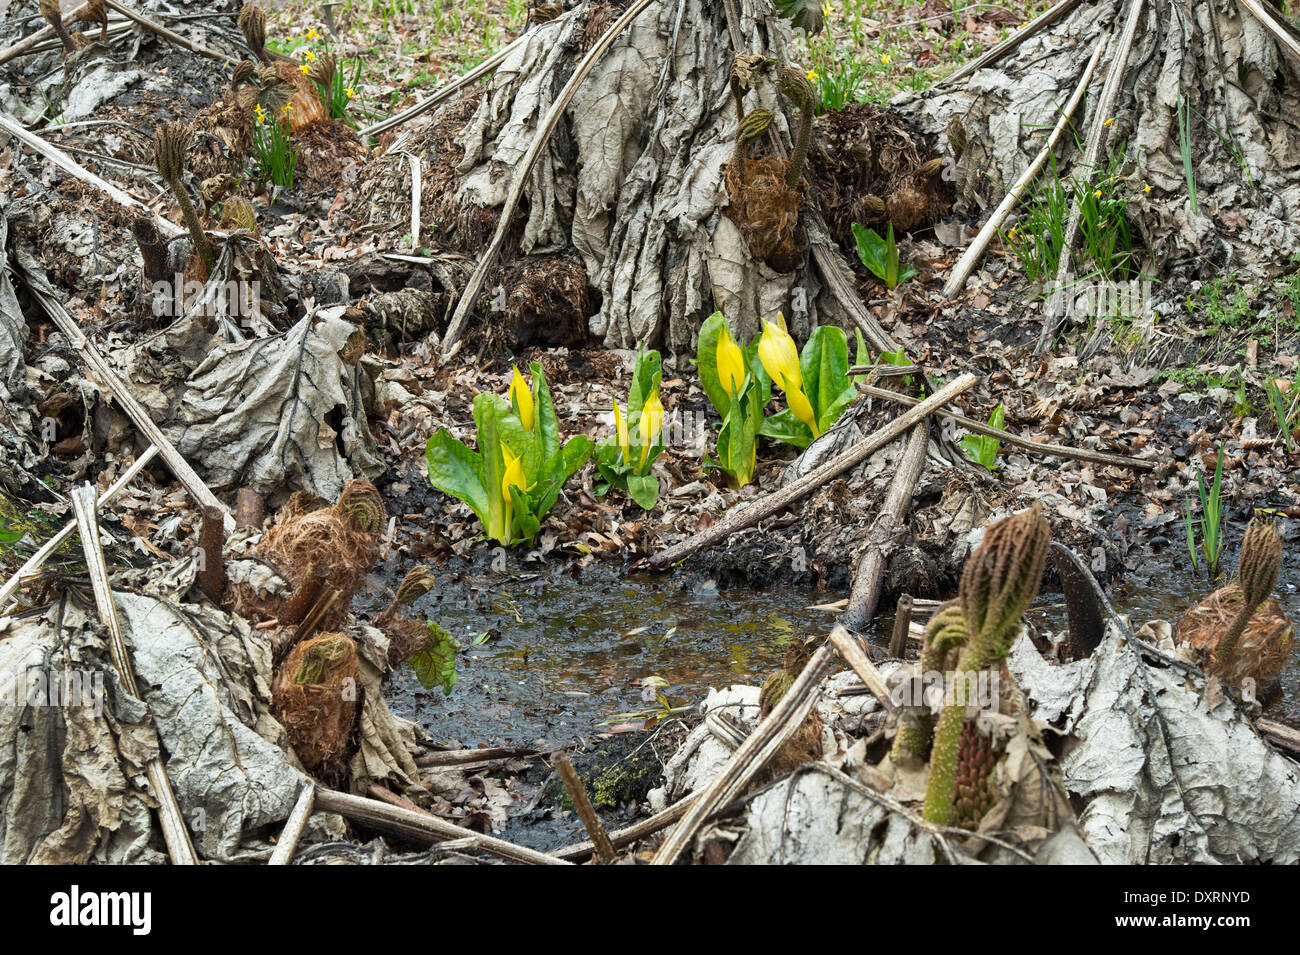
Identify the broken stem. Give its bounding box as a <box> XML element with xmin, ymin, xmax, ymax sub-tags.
<box><xmin>197</xmin><ymin>505</ymin><xmax>226</xmax><ymax>604</ymax></box>
<box><xmin>889</xmin><ymin>593</ymin><xmax>914</xmax><ymax>659</ymax></box>
<box><xmin>842</xmin><ymin>419</ymin><xmax>929</xmax><ymax>631</ymax></box>
<box><xmin>279</xmin><ymin>566</ymin><xmax>326</xmax><ymax>627</ymax></box>
<box><xmin>131</xmin><ymin>216</ymin><xmax>170</xmax><ymax>283</ymax></box>
<box><xmin>552</xmin><ymin>754</ymin><xmax>617</xmax><ymax>863</ymax></box>
<box><xmin>234</xmin><ymin>488</ymin><xmax>265</xmax><ymax>531</ymax></box>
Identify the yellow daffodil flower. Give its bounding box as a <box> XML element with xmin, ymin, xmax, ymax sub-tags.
<box><xmin>345</xmin><ymin>88</ymin><xmax>355</xmax><ymax>99</ymax></box>
<box><xmin>637</xmin><ymin>391</ymin><xmax>664</xmax><ymax>471</ymax></box>
<box><xmin>613</xmin><ymin>399</ymin><xmax>631</xmax><ymax>461</ymax></box>
<box><xmin>299</xmin><ymin>63</ymin><xmax>310</xmax><ymax>74</ymax></box>
<box><xmin>509</xmin><ymin>365</ymin><xmax>535</xmax><ymax>431</ymax></box>
<box><xmin>822</xmin><ymin>3</ymin><xmax>831</xmax><ymax>16</ymax></box>
<box><xmin>716</xmin><ymin>326</ymin><xmax>746</xmax><ymax>397</ymax></box>
<box><xmin>806</xmin><ymin>69</ymin><xmax>819</xmax><ymax>82</ymax></box>
<box><xmin>307</xmin><ymin>29</ymin><xmax>319</xmax><ymax>40</ymax></box>
<box><xmin>880</xmin><ymin>53</ymin><xmax>891</xmax><ymax>65</ymax></box>
<box><xmin>1143</xmin><ymin>183</ymin><xmax>1152</xmax><ymax>193</ymax></box>
<box><xmin>758</xmin><ymin>315</ymin><xmax>819</xmax><ymax>437</ymax></box>
<box><xmin>305</xmin><ymin>50</ymin><xmax>316</xmax><ymax>61</ymax></box>
<box><xmin>1103</xmin><ymin>117</ymin><xmax>1114</xmax><ymax>127</ymax></box>
<box><xmin>1094</xmin><ymin>188</ymin><xmax>1103</xmax><ymax>199</ymax></box>
<box><xmin>282</xmin><ymin>103</ymin><xmax>293</xmax><ymax>113</ymax></box>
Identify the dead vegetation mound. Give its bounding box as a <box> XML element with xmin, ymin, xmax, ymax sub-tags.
<box><xmin>503</xmin><ymin>255</ymin><xmax>597</xmax><ymax>350</ymax></box>
<box><xmin>810</xmin><ymin>102</ymin><xmax>949</xmax><ymax>248</ymax></box>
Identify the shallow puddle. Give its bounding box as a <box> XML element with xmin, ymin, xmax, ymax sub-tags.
<box><xmin>374</xmin><ymin>551</ymin><xmax>1300</xmax><ymax>745</ymax></box>
<box><xmin>378</xmin><ymin>564</ymin><xmax>837</xmax><ymax>746</ymax></box>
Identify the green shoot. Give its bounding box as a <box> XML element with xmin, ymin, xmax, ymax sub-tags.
<box><xmin>851</xmin><ymin>221</ymin><xmax>918</xmax><ymax>289</ymax></box>
<box><xmin>961</xmin><ymin>403</ymin><xmax>1004</xmax><ymax>470</ymax></box>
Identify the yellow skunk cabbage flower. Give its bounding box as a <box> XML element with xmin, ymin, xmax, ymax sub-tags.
<box><xmin>716</xmin><ymin>326</ymin><xmax>746</xmax><ymax>396</ymax></box>
<box><xmin>502</xmin><ymin>445</ymin><xmax>530</xmax><ymax>497</ymax></box>
<box><xmin>638</xmin><ymin>392</ymin><xmax>664</xmax><ymax>470</ymax></box>
<box><xmin>758</xmin><ymin>315</ymin><xmax>820</xmax><ymax>437</ymax></box>
<box><xmin>509</xmin><ymin>366</ymin><xmax>535</xmax><ymax>431</ymax></box>
<box><xmin>497</xmin><ymin>445</ymin><xmax>533</xmax><ymax>543</ymax></box>
<box><xmin>613</xmin><ymin>399</ymin><xmax>630</xmax><ymax>461</ymax></box>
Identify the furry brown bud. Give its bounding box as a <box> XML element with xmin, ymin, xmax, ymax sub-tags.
<box><xmin>231</xmin><ymin>59</ymin><xmax>257</xmax><ymax>89</ymax></box>
<box><xmin>218</xmin><ymin>195</ymin><xmax>259</xmax><ymax>233</ymax></box>
<box><xmin>337</xmin><ymin>479</ymin><xmax>386</xmax><ymax>534</ymax></box>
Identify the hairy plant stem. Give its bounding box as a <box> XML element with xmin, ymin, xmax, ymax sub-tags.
<box><xmin>777</xmin><ymin>67</ymin><xmax>815</xmax><ymax>189</ymax></box>
<box><xmin>39</xmin><ymin>0</ymin><xmax>77</xmax><ymax>54</ymax></box>
<box><xmin>168</xmin><ymin>175</ymin><xmax>214</xmax><ymax>273</ymax></box>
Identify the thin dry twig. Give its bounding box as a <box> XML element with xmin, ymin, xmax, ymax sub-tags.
<box><xmin>843</xmin><ymin>419</ymin><xmax>929</xmax><ymax>630</ymax></box>
<box><xmin>553</xmin><ymin>754</ymin><xmax>617</xmax><ymax>863</ymax></box>
<box><xmin>267</xmin><ymin>782</ymin><xmax>316</xmax><ymax>865</ymax></box>
<box><xmin>856</xmin><ymin>382</ymin><xmax>1156</xmax><ymax>470</ymax></box>
<box><xmin>313</xmin><ymin>788</ymin><xmax>571</xmax><ymax>865</ymax></box>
